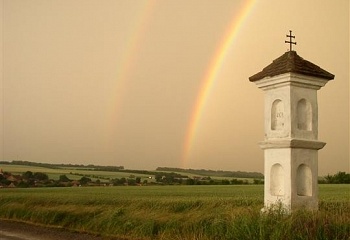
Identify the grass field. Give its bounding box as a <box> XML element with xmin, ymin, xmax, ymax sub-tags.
<box><xmin>0</xmin><ymin>164</ymin><xmax>254</xmax><ymax>184</ymax></box>
<box><xmin>0</xmin><ymin>164</ymin><xmax>156</xmax><ymax>183</ymax></box>
<box><xmin>0</xmin><ymin>185</ymin><xmax>349</xmax><ymax>240</ymax></box>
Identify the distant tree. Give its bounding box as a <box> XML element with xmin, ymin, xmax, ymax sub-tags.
<box><xmin>135</xmin><ymin>177</ymin><xmax>141</xmax><ymax>184</ymax></box>
<box><xmin>253</xmin><ymin>179</ymin><xmax>264</xmax><ymax>185</ymax></box>
<box><xmin>21</xmin><ymin>171</ymin><xmax>35</xmax><ymax>185</ymax></box>
<box><xmin>22</xmin><ymin>171</ymin><xmax>34</xmax><ymax>180</ymax></box>
<box><xmin>221</xmin><ymin>179</ymin><xmax>230</xmax><ymax>185</ymax></box>
<box><xmin>111</xmin><ymin>178</ymin><xmax>119</xmax><ymax>186</ymax></box>
<box><xmin>33</xmin><ymin>172</ymin><xmax>49</xmax><ymax>181</ymax></box>
<box><xmin>2</xmin><ymin>179</ymin><xmax>11</xmax><ymax>186</ymax></box>
<box><xmin>119</xmin><ymin>177</ymin><xmax>127</xmax><ymax>185</ymax></box>
<box><xmin>59</xmin><ymin>175</ymin><xmax>70</xmax><ymax>182</ymax></box>
<box><xmin>154</xmin><ymin>172</ymin><xmax>186</xmax><ymax>184</ymax></box>
<box><xmin>324</xmin><ymin>172</ymin><xmax>350</xmax><ymax>184</ymax></box>
<box><xmin>331</xmin><ymin>172</ymin><xmax>350</xmax><ymax>184</ymax></box>
<box><xmin>318</xmin><ymin>178</ymin><xmax>327</xmax><ymax>184</ymax></box>
<box><xmin>324</xmin><ymin>174</ymin><xmax>334</xmax><ymax>183</ymax></box>
<box><xmin>127</xmin><ymin>178</ymin><xmax>136</xmax><ymax>186</ymax></box>
<box><xmin>230</xmin><ymin>178</ymin><xmax>243</xmax><ymax>185</ymax></box>
<box><xmin>79</xmin><ymin>176</ymin><xmax>92</xmax><ymax>185</ymax></box>
<box><xmin>155</xmin><ymin>174</ymin><xmax>163</xmax><ymax>182</ymax></box>
<box><xmin>186</xmin><ymin>178</ymin><xmax>195</xmax><ymax>185</ymax></box>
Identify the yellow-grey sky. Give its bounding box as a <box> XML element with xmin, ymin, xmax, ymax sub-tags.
<box><xmin>0</xmin><ymin>0</ymin><xmax>348</xmax><ymax>175</ymax></box>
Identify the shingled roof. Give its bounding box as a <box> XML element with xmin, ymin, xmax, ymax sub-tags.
<box><xmin>249</xmin><ymin>51</ymin><xmax>334</xmax><ymax>82</ymax></box>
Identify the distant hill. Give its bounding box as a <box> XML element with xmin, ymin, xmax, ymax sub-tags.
<box><xmin>0</xmin><ymin>160</ymin><xmax>264</xmax><ymax>179</ymax></box>
<box><xmin>0</xmin><ymin>160</ymin><xmax>125</xmax><ymax>172</ymax></box>
<box><xmin>156</xmin><ymin>167</ymin><xmax>264</xmax><ymax>179</ymax></box>
<box><xmin>0</xmin><ymin>160</ymin><xmax>266</xmax><ymax>187</ymax></box>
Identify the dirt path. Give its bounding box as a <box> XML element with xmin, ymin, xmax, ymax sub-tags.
<box><xmin>0</xmin><ymin>220</ymin><xmax>123</xmax><ymax>240</ymax></box>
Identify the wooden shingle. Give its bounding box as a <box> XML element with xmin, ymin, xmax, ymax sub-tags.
<box><xmin>249</xmin><ymin>51</ymin><xmax>334</xmax><ymax>81</ymax></box>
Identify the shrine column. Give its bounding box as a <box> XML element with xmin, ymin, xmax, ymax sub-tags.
<box><xmin>249</xmin><ymin>32</ymin><xmax>334</xmax><ymax>212</ymax></box>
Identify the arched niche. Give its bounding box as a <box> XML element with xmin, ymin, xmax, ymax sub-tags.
<box><xmin>297</xmin><ymin>164</ymin><xmax>312</xmax><ymax>196</ymax></box>
<box><xmin>271</xmin><ymin>99</ymin><xmax>284</xmax><ymax>130</ymax></box>
<box><xmin>297</xmin><ymin>99</ymin><xmax>312</xmax><ymax>131</ymax></box>
<box><xmin>270</xmin><ymin>164</ymin><xmax>284</xmax><ymax>196</ymax></box>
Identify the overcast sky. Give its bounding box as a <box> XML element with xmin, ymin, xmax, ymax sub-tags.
<box><xmin>0</xmin><ymin>0</ymin><xmax>348</xmax><ymax>175</ymax></box>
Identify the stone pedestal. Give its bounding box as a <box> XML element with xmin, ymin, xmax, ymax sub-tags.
<box><xmin>260</xmin><ymin>140</ymin><xmax>325</xmax><ymax>211</ymax></box>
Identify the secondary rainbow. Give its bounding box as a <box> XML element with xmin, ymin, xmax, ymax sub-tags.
<box><xmin>108</xmin><ymin>0</ymin><xmax>157</xmax><ymax>126</ymax></box>
<box><xmin>181</xmin><ymin>0</ymin><xmax>256</xmax><ymax>168</ymax></box>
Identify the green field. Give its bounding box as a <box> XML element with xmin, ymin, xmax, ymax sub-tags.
<box><xmin>0</xmin><ymin>164</ymin><xmax>156</xmax><ymax>183</ymax></box>
<box><xmin>0</xmin><ymin>163</ymin><xmax>255</xmax><ymax>184</ymax></box>
<box><xmin>0</xmin><ymin>185</ymin><xmax>349</xmax><ymax>240</ymax></box>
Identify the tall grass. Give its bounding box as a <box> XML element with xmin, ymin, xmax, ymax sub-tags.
<box><xmin>0</xmin><ymin>185</ymin><xmax>349</xmax><ymax>239</ymax></box>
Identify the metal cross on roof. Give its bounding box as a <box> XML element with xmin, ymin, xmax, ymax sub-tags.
<box><xmin>285</xmin><ymin>30</ymin><xmax>296</xmax><ymax>51</ymax></box>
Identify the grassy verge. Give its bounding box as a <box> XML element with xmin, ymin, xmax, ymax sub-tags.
<box><xmin>0</xmin><ymin>185</ymin><xmax>349</xmax><ymax>239</ymax></box>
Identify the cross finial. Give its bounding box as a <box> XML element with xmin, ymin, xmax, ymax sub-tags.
<box><xmin>285</xmin><ymin>30</ymin><xmax>296</xmax><ymax>51</ymax></box>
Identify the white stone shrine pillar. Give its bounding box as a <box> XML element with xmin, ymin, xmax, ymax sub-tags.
<box><xmin>249</xmin><ymin>50</ymin><xmax>334</xmax><ymax>212</ymax></box>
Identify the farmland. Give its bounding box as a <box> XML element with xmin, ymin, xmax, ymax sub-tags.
<box><xmin>0</xmin><ymin>185</ymin><xmax>349</xmax><ymax>240</ymax></box>
<box><xmin>0</xmin><ymin>162</ymin><xmax>262</xmax><ymax>186</ymax></box>
<box><xmin>0</xmin><ymin>163</ymin><xmax>155</xmax><ymax>183</ymax></box>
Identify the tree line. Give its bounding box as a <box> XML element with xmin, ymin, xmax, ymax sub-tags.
<box><xmin>319</xmin><ymin>172</ymin><xmax>350</xmax><ymax>184</ymax></box>
<box><xmin>0</xmin><ymin>160</ymin><xmax>125</xmax><ymax>171</ymax></box>
<box><xmin>156</xmin><ymin>167</ymin><xmax>264</xmax><ymax>179</ymax></box>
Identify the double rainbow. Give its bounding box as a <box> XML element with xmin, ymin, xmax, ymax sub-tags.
<box><xmin>107</xmin><ymin>1</ymin><xmax>256</xmax><ymax>167</ymax></box>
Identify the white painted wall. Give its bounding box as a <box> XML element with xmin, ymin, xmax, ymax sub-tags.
<box><xmin>254</xmin><ymin>73</ymin><xmax>329</xmax><ymax>212</ymax></box>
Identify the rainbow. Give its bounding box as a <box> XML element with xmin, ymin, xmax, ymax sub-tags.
<box><xmin>181</xmin><ymin>0</ymin><xmax>256</xmax><ymax>168</ymax></box>
<box><xmin>108</xmin><ymin>0</ymin><xmax>157</xmax><ymax>127</ymax></box>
